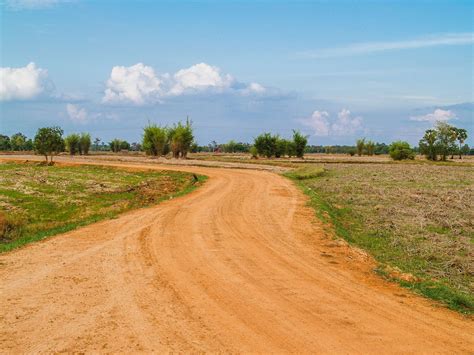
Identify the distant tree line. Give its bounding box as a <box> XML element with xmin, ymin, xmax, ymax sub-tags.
<box><xmin>1</xmin><ymin>120</ymin><xmax>471</xmax><ymax>163</ymax></box>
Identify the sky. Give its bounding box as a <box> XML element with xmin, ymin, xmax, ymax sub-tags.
<box><xmin>1</xmin><ymin>0</ymin><xmax>473</xmax><ymax>146</ymax></box>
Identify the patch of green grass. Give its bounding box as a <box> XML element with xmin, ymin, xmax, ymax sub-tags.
<box><xmin>285</xmin><ymin>163</ymin><xmax>474</xmax><ymax>314</ymax></box>
<box><xmin>284</xmin><ymin>166</ymin><xmax>326</xmax><ymax>180</ymax></box>
<box><xmin>0</xmin><ymin>162</ymin><xmax>206</xmax><ymax>252</ymax></box>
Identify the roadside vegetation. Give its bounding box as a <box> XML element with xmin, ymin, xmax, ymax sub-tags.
<box><xmin>0</xmin><ymin>162</ymin><xmax>205</xmax><ymax>252</ymax></box>
<box><xmin>286</xmin><ymin>164</ymin><xmax>474</xmax><ymax>314</ymax></box>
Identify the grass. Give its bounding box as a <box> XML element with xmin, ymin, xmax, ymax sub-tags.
<box><xmin>0</xmin><ymin>162</ymin><xmax>206</xmax><ymax>252</ymax></box>
<box><xmin>285</xmin><ymin>163</ymin><xmax>474</xmax><ymax>314</ymax></box>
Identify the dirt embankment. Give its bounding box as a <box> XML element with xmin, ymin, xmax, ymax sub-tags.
<box><xmin>0</xmin><ymin>155</ymin><xmax>473</xmax><ymax>352</ymax></box>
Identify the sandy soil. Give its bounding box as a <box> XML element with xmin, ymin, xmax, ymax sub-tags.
<box><xmin>0</xmin><ymin>155</ymin><xmax>473</xmax><ymax>353</ymax></box>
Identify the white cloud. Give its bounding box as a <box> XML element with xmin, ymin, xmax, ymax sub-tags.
<box><xmin>102</xmin><ymin>63</ymin><xmax>163</xmax><ymax>105</ymax></box>
<box><xmin>242</xmin><ymin>82</ymin><xmax>266</xmax><ymax>95</ymax></box>
<box><xmin>410</xmin><ymin>109</ymin><xmax>457</xmax><ymax>123</ymax></box>
<box><xmin>301</xmin><ymin>111</ymin><xmax>330</xmax><ymax>136</ymax></box>
<box><xmin>170</xmin><ymin>63</ymin><xmax>234</xmax><ymax>95</ymax></box>
<box><xmin>301</xmin><ymin>109</ymin><xmax>363</xmax><ymax>136</ymax></box>
<box><xmin>0</xmin><ymin>62</ymin><xmax>50</xmax><ymax>101</ymax></box>
<box><xmin>299</xmin><ymin>32</ymin><xmax>474</xmax><ymax>58</ymax></box>
<box><xmin>66</xmin><ymin>103</ymin><xmax>88</xmax><ymax>123</ymax></box>
<box><xmin>102</xmin><ymin>62</ymin><xmax>266</xmax><ymax>105</ymax></box>
<box><xmin>331</xmin><ymin>108</ymin><xmax>363</xmax><ymax>135</ymax></box>
<box><xmin>5</xmin><ymin>0</ymin><xmax>67</xmax><ymax>10</ymax></box>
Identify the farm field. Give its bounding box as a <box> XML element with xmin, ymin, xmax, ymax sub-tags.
<box><xmin>287</xmin><ymin>163</ymin><xmax>474</xmax><ymax>313</ymax></box>
<box><xmin>0</xmin><ymin>161</ymin><xmax>204</xmax><ymax>252</ymax></box>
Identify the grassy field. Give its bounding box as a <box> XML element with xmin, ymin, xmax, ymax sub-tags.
<box><xmin>286</xmin><ymin>163</ymin><xmax>474</xmax><ymax>313</ymax></box>
<box><xmin>0</xmin><ymin>162</ymin><xmax>205</xmax><ymax>252</ymax></box>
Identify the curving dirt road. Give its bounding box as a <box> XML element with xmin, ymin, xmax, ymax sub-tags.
<box><xmin>0</xmin><ymin>158</ymin><xmax>473</xmax><ymax>353</ymax></box>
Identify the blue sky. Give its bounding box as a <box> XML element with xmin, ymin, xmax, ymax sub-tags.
<box><xmin>1</xmin><ymin>0</ymin><xmax>473</xmax><ymax>145</ymax></box>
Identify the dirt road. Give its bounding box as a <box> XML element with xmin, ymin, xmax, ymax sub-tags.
<box><xmin>0</xmin><ymin>157</ymin><xmax>473</xmax><ymax>352</ymax></box>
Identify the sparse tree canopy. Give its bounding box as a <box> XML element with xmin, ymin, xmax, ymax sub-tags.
<box><xmin>65</xmin><ymin>134</ymin><xmax>80</xmax><ymax>155</ymax></box>
<box><xmin>34</xmin><ymin>126</ymin><xmax>64</xmax><ymax>163</ymax></box>
<box><xmin>365</xmin><ymin>140</ymin><xmax>375</xmax><ymax>156</ymax></box>
<box><xmin>79</xmin><ymin>133</ymin><xmax>91</xmax><ymax>155</ymax></box>
<box><xmin>419</xmin><ymin>129</ymin><xmax>438</xmax><ymax>161</ymax></box>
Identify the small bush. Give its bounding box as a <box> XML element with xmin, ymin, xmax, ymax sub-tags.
<box><xmin>286</xmin><ymin>166</ymin><xmax>325</xmax><ymax>180</ymax></box>
<box><xmin>389</xmin><ymin>141</ymin><xmax>415</xmax><ymax>160</ymax></box>
<box><xmin>0</xmin><ymin>212</ymin><xmax>24</xmax><ymax>242</ymax></box>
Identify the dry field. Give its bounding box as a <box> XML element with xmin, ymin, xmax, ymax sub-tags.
<box><xmin>288</xmin><ymin>162</ymin><xmax>474</xmax><ymax>313</ymax></box>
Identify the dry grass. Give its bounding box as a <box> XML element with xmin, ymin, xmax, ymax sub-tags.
<box><xmin>290</xmin><ymin>163</ymin><xmax>473</xmax><ymax>312</ymax></box>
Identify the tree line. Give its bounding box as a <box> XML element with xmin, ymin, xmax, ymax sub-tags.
<box><xmin>1</xmin><ymin>120</ymin><xmax>471</xmax><ymax>163</ymax></box>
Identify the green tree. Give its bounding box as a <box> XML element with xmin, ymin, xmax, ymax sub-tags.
<box><xmin>388</xmin><ymin>141</ymin><xmax>415</xmax><ymax>160</ymax></box>
<box><xmin>356</xmin><ymin>138</ymin><xmax>365</xmax><ymax>156</ymax></box>
<box><xmin>293</xmin><ymin>130</ymin><xmax>308</xmax><ymax>158</ymax></box>
<box><xmin>143</xmin><ymin>124</ymin><xmax>168</xmax><ymax>156</ymax></box>
<box><xmin>453</xmin><ymin>128</ymin><xmax>468</xmax><ymax>159</ymax></box>
<box><xmin>224</xmin><ymin>140</ymin><xmax>237</xmax><ymax>153</ymax></box>
<box><xmin>34</xmin><ymin>126</ymin><xmax>64</xmax><ymax>163</ymax></box>
<box><xmin>365</xmin><ymin>140</ymin><xmax>375</xmax><ymax>156</ymax></box>
<box><xmin>0</xmin><ymin>135</ymin><xmax>11</xmax><ymax>150</ymax></box>
<box><xmin>254</xmin><ymin>133</ymin><xmax>277</xmax><ymax>158</ymax></box>
<box><xmin>168</xmin><ymin>119</ymin><xmax>194</xmax><ymax>158</ymax></box>
<box><xmin>65</xmin><ymin>134</ymin><xmax>80</xmax><ymax>155</ymax></box>
<box><xmin>10</xmin><ymin>133</ymin><xmax>27</xmax><ymax>151</ymax></box>
<box><xmin>275</xmin><ymin>137</ymin><xmax>287</xmax><ymax>158</ymax></box>
<box><xmin>79</xmin><ymin>133</ymin><xmax>91</xmax><ymax>155</ymax></box>
<box><xmin>435</xmin><ymin>122</ymin><xmax>457</xmax><ymax>161</ymax></box>
<box><xmin>419</xmin><ymin>129</ymin><xmax>438</xmax><ymax>161</ymax></box>
<box><xmin>109</xmin><ymin>139</ymin><xmax>122</xmax><ymax>153</ymax></box>
<box><xmin>460</xmin><ymin>144</ymin><xmax>470</xmax><ymax>156</ymax></box>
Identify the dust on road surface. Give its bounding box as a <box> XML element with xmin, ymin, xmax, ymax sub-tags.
<box><xmin>0</xmin><ymin>156</ymin><xmax>473</xmax><ymax>353</ymax></box>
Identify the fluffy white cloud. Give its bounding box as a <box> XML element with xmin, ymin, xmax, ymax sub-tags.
<box><xmin>0</xmin><ymin>62</ymin><xmax>49</xmax><ymax>101</ymax></box>
<box><xmin>102</xmin><ymin>62</ymin><xmax>265</xmax><ymax>105</ymax></box>
<box><xmin>301</xmin><ymin>109</ymin><xmax>363</xmax><ymax>136</ymax></box>
<box><xmin>102</xmin><ymin>63</ymin><xmax>163</xmax><ymax>105</ymax></box>
<box><xmin>170</xmin><ymin>63</ymin><xmax>234</xmax><ymax>95</ymax></box>
<box><xmin>331</xmin><ymin>108</ymin><xmax>363</xmax><ymax>135</ymax></box>
<box><xmin>410</xmin><ymin>109</ymin><xmax>456</xmax><ymax>123</ymax></box>
<box><xmin>301</xmin><ymin>110</ymin><xmax>330</xmax><ymax>136</ymax></box>
<box><xmin>66</xmin><ymin>103</ymin><xmax>88</xmax><ymax>123</ymax></box>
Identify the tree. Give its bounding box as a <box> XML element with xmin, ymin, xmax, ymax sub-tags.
<box><xmin>143</xmin><ymin>124</ymin><xmax>168</xmax><ymax>156</ymax></box>
<box><xmin>109</xmin><ymin>139</ymin><xmax>122</xmax><ymax>153</ymax></box>
<box><xmin>79</xmin><ymin>133</ymin><xmax>91</xmax><ymax>155</ymax></box>
<box><xmin>293</xmin><ymin>130</ymin><xmax>308</xmax><ymax>158</ymax></box>
<box><xmin>168</xmin><ymin>119</ymin><xmax>194</xmax><ymax>158</ymax></box>
<box><xmin>10</xmin><ymin>133</ymin><xmax>27</xmax><ymax>151</ymax></box>
<box><xmin>453</xmin><ymin>128</ymin><xmax>468</xmax><ymax>159</ymax></box>
<box><xmin>388</xmin><ymin>141</ymin><xmax>415</xmax><ymax>160</ymax></box>
<box><xmin>93</xmin><ymin>137</ymin><xmax>101</xmax><ymax>151</ymax></box>
<box><xmin>461</xmin><ymin>144</ymin><xmax>470</xmax><ymax>156</ymax></box>
<box><xmin>254</xmin><ymin>133</ymin><xmax>277</xmax><ymax>158</ymax></box>
<box><xmin>435</xmin><ymin>121</ymin><xmax>457</xmax><ymax>161</ymax></box>
<box><xmin>34</xmin><ymin>126</ymin><xmax>64</xmax><ymax>163</ymax></box>
<box><xmin>356</xmin><ymin>138</ymin><xmax>365</xmax><ymax>156</ymax></box>
<box><xmin>419</xmin><ymin>129</ymin><xmax>438</xmax><ymax>161</ymax></box>
<box><xmin>365</xmin><ymin>140</ymin><xmax>375</xmax><ymax>156</ymax></box>
<box><xmin>275</xmin><ymin>137</ymin><xmax>287</xmax><ymax>158</ymax></box>
<box><xmin>0</xmin><ymin>135</ymin><xmax>11</xmax><ymax>150</ymax></box>
<box><xmin>65</xmin><ymin>134</ymin><xmax>80</xmax><ymax>155</ymax></box>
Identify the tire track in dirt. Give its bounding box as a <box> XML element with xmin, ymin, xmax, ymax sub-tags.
<box><xmin>0</xmin><ymin>156</ymin><xmax>472</xmax><ymax>353</ymax></box>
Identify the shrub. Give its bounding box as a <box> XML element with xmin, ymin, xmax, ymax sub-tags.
<box><xmin>356</xmin><ymin>138</ymin><xmax>365</xmax><ymax>156</ymax></box>
<box><xmin>249</xmin><ymin>146</ymin><xmax>258</xmax><ymax>159</ymax></box>
<box><xmin>254</xmin><ymin>133</ymin><xmax>277</xmax><ymax>158</ymax></box>
<box><xmin>365</xmin><ymin>140</ymin><xmax>375</xmax><ymax>156</ymax></box>
<box><xmin>65</xmin><ymin>134</ymin><xmax>80</xmax><ymax>155</ymax></box>
<box><xmin>293</xmin><ymin>130</ymin><xmax>308</xmax><ymax>158</ymax></box>
<box><xmin>143</xmin><ymin>124</ymin><xmax>168</xmax><ymax>156</ymax></box>
<box><xmin>168</xmin><ymin>119</ymin><xmax>194</xmax><ymax>158</ymax></box>
<box><xmin>79</xmin><ymin>133</ymin><xmax>91</xmax><ymax>155</ymax></box>
<box><xmin>389</xmin><ymin>141</ymin><xmax>415</xmax><ymax>160</ymax></box>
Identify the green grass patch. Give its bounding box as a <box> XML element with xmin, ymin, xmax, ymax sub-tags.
<box><xmin>0</xmin><ymin>162</ymin><xmax>206</xmax><ymax>252</ymax></box>
<box><xmin>285</xmin><ymin>163</ymin><xmax>474</xmax><ymax>314</ymax></box>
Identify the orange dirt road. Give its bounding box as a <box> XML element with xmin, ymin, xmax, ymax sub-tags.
<box><xmin>0</xmin><ymin>157</ymin><xmax>473</xmax><ymax>353</ymax></box>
